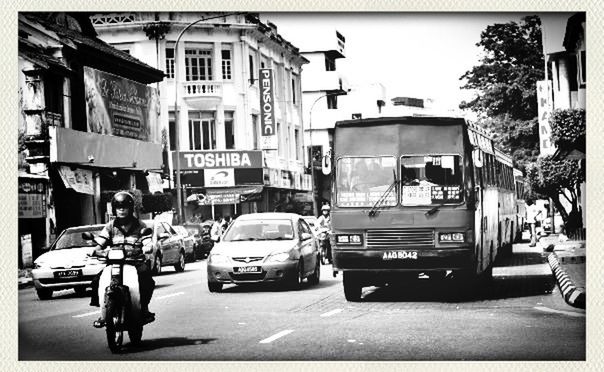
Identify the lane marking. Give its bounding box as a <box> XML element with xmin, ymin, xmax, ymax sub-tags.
<box><xmin>534</xmin><ymin>306</ymin><xmax>585</xmax><ymax>318</ymax></box>
<box><xmin>320</xmin><ymin>308</ymin><xmax>343</xmax><ymax>317</ymax></box>
<box><xmin>259</xmin><ymin>330</ymin><xmax>294</xmax><ymax>344</ymax></box>
<box><xmin>72</xmin><ymin>310</ymin><xmax>100</xmax><ymax>318</ymax></box>
<box><xmin>155</xmin><ymin>291</ymin><xmax>185</xmax><ymax>300</ymax></box>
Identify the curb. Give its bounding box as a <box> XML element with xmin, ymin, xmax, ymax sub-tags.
<box><xmin>547</xmin><ymin>253</ymin><xmax>585</xmax><ymax>309</ymax></box>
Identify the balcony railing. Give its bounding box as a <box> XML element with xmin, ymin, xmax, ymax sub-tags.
<box><xmin>182</xmin><ymin>81</ymin><xmax>222</xmax><ymax>97</ymax></box>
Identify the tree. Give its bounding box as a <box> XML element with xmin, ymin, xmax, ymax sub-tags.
<box><xmin>460</xmin><ymin>15</ymin><xmax>544</xmax><ymax>172</ymax></box>
<box><xmin>527</xmin><ymin>108</ymin><xmax>585</xmax><ymax>234</ymax></box>
<box><xmin>527</xmin><ymin>157</ymin><xmax>584</xmax><ymax>233</ymax></box>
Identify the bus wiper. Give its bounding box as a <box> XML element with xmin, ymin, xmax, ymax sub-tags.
<box><xmin>425</xmin><ymin>203</ymin><xmax>446</xmax><ymax>216</ymax></box>
<box><xmin>368</xmin><ymin>169</ymin><xmax>398</xmax><ymax>218</ymax></box>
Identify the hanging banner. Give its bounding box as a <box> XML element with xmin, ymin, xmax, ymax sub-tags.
<box><xmin>58</xmin><ymin>166</ymin><xmax>94</xmax><ymax>195</ymax></box>
<box><xmin>18</xmin><ymin>181</ymin><xmax>46</xmax><ymax>219</ymax></box>
<box><xmin>259</xmin><ymin>68</ymin><xmax>277</xmax><ymax>150</ymax></box>
<box><xmin>84</xmin><ymin>66</ymin><xmax>161</xmax><ymax>143</ymax></box>
<box><xmin>537</xmin><ymin>80</ymin><xmax>556</xmax><ymax>156</ymax></box>
<box><xmin>146</xmin><ymin>172</ymin><xmax>164</xmax><ymax>194</ymax></box>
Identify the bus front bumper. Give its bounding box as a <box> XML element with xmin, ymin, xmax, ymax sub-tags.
<box><xmin>332</xmin><ymin>247</ymin><xmax>474</xmax><ymax>272</ymax></box>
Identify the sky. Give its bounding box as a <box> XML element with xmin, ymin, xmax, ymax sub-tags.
<box><xmin>260</xmin><ymin>12</ymin><xmax>539</xmax><ymax>112</ymax></box>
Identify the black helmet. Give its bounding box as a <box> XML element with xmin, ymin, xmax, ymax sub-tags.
<box><xmin>111</xmin><ymin>191</ymin><xmax>135</xmax><ymax>215</ymax></box>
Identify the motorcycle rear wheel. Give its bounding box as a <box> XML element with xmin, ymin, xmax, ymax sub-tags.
<box><xmin>105</xmin><ymin>298</ymin><xmax>125</xmax><ymax>353</ymax></box>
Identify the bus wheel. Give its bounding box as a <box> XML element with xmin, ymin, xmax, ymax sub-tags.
<box><xmin>343</xmin><ymin>272</ymin><xmax>363</xmax><ymax>302</ymax></box>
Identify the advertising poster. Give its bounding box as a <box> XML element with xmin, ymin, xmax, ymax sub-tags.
<box><xmin>84</xmin><ymin>66</ymin><xmax>160</xmax><ymax>143</ymax></box>
<box><xmin>259</xmin><ymin>68</ymin><xmax>277</xmax><ymax>150</ymax></box>
<box><xmin>57</xmin><ymin>166</ymin><xmax>94</xmax><ymax>195</ymax></box>
<box><xmin>18</xmin><ymin>181</ymin><xmax>46</xmax><ymax>218</ymax></box>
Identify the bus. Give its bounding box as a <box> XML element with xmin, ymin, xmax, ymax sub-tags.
<box><xmin>331</xmin><ymin>116</ymin><xmax>518</xmax><ymax>301</ymax></box>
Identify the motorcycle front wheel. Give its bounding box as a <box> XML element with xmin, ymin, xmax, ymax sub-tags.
<box><xmin>105</xmin><ymin>297</ymin><xmax>125</xmax><ymax>353</ymax></box>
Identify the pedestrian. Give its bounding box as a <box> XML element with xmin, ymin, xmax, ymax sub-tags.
<box><xmin>526</xmin><ymin>199</ymin><xmax>543</xmax><ymax>247</ymax></box>
<box><xmin>211</xmin><ymin>216</ymin><xmax>224</xmax><ymax>242</ymax></box>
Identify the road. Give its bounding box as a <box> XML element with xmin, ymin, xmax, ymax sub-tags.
<box><xmin>19</xmin><ymin>243</ymin><xmax>585</xmax><ymax>361</ymax></box>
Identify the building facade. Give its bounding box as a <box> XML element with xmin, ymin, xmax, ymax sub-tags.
<box><xmin>92</xmin><ymin>12</ymin><xmax>311</xmax><ymax>221</ymax></box>
<box><xmin>18</xmin><ymin>13</ymin><xmax>165</xmax><ymax>266</ymax></box>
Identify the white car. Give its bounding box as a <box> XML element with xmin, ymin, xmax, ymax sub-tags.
<box><xmin>31</xmin><ymin>224</ymin><xmax>106</xmax><ymax>300</ymax></box>
<box><xmin>301</xmin><ymin>216</ymin><xmax>320</xmax><ymax>237</ymax></box>
<box><xmin>207</xmin><ymin>213</ymin><xmax>320</xmax><ymax>292</ymax></box>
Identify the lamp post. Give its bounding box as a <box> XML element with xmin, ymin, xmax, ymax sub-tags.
<box><xmin>172</xmin><ymin>13</ymin><xmax>242</xmax><ymax>224</ymax></box>
<box><xmin>308</xmin><ymin>90</ymin><xmax>348</xmax><ymax>216</ymax></box>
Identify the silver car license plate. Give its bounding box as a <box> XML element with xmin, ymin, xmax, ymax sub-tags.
<box><xmin>54</xmin><ymin>269</ymin><xmax>83</xmax><ymax>278</ymax></box>
<box><xmin>233</xmin><ymin>266</ymin><xmax>261</xmax><ymax>273</ymax></box>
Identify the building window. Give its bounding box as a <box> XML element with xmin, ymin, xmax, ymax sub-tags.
<box><xmin>165</xmin><ymin>48</ymin><xmax>175</xmax><ymax>79</ymax></box>
<box><xmin>185</xmin><ymin>49</ymin><xmax>213</xmax><ymax>81</ymax></box>
<box><xmin>325</xmin><ymin>55</ymin><xmax>335</xmax><ymax>71</ymax></box>
<box><xmin>168</xmin><ymin>111</ymin><xmax>176</xmax><ymax>150</ymax></box>
<box><xmin>222</xmin><ymin>49</ymin><xmax>232</xmax><ymax>80</ymax></box>
<box><xmin>291</xmin><ymin>78</ymin><xmax>296</xmax><ymax>104</ymax></box>
<box><xmin>327</xmin><ymin>95</ymin><xmax>338</xmax><ymax>109</ymax></box>
<box><xmin>44</xmin><ymin>72</ymin><xmax>64</xmax><ymax>116</ymax></box>
<box><xmin>294</xmin><ymin>128</ymin><xmax>300</xmax><ymax>160</ymax></box>
<box><xmin>579</xmin><ymin>50</ymin><xmax>586</xmax><ymax>85</ymax></box>
<box><xmin>249</xmin><ymin>54</ymin><xmax>255</xmax><ymax>84</ymax></box>
<box><xmin>225</xmin><ymin>111</ymin><xmax>235</xmax><ymax>149</ymax></box>
<box><xmin>252</xmin><ymin>114</ymin><xmax>259</xmax><ymax>150</ymax></box>
<box><xmin>188</xmin><ymin>111</ymin><xmax>215</xmax><ymax>150</ymax></box>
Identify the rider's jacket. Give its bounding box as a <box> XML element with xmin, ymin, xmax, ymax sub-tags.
<box><xmin>317</xmin><ymin>215</ymin><xmax>331</xmax><ymax>231</ymax></box>
<box><xmin>94</xmin><ymin>218</ymin><xmax>150</xmax><ymax>259</ymax></box>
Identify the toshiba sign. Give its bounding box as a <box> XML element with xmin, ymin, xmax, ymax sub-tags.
<box><xmin>173</xmin><ymin>150</ymin><xmax>263</xmax><ymax>170</ymax></box>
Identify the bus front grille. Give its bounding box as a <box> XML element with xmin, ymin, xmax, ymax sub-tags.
<box><xmin>366</xmin><ymin>229</ymin><xmax>434</xmax><ymax>249</ymax></box>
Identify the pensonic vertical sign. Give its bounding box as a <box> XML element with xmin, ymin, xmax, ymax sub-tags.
<box><xmin>259</xmin><ymin>68</ymin><xmax>277</xmax><ymax>150</ymax></box>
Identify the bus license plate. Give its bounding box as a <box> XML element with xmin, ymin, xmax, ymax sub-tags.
<box><xmin>382</xmin><ymin>251</ymin><xmax>418</xmax><ymax>260</ymax></box>
<box><xmin>234</xmin><ymin>266</ymin><xmax>261</xmax><ymax>273</ymax></box>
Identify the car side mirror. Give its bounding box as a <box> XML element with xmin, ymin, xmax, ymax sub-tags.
<box><xmin>301</xmin><ymin>232</ymin><xmax>312</xmax><ymax>241</ymax></box>
<box><xmin>141</xmin><ymin>227</ymin><xmax>153</xmax><ymax>237</ymax></box>
<box><xmin>159</xmin><ymin>233</ymin><xmax>170</xmax><ymax>240</ymax></box>
<box><xmin>82</xmin><ymin>232</ymin><xmax>95</xmax><ymax>240</ymax></box>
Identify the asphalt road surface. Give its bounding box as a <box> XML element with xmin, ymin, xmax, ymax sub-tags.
<box><xmin>19</xmin><ymin>244</ymin><xmax>585</xmax><ymax>361</ymax></box>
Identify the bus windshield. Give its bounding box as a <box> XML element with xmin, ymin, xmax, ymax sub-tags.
<box><xmin>336</xmin><ymin>156</ymin><xmax>397</xmax><ymax>207</ymax></box>
<box><xmin>401</xmin><ymin>155</ymin><xmax>464</xmax><ymax>206</ymax></box>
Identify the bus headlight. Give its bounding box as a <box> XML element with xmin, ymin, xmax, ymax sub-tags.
<box><xmin>336</xmin><ymin>234</ymin><xmax>363</xmax><ymax>245</ymax></box>
<box><xmin>438</xmin><ymin>232</ymin><xmax>465</xmax><ymax>243</ymax></box>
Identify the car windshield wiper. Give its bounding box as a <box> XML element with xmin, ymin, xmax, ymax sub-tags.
<box><xmin>425</xmin><ymin>203</ymin><xmax>446</xmax><ymax>216</ymax></box>
<box><xmin>264</xmin><ymin>237</ymin><xmax>288</xmax><ymax>240</ymax></box>
<box><xmin>230</xmin><ymin>237</ymin><xmax>258</xmax><ymax>241</ymax></box>
<box><xmin>368</xmin><ymin>169</ymin><xmax>398</xmax><ymax>217</ymax></box>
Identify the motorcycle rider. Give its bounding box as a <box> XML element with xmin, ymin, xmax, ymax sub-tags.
<box><xmin>317</xmin><ymin>204</ymin><xmax>332</xmax><ymax>261</ymax></box>
<box><xmin>89</xmin><ymin>191</ymin><xmax>155</xmax><ymax>328</ymax></box>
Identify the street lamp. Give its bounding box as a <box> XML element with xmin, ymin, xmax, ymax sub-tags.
<box><xmin>308</xmin><ymin>89</ymin><xmax>348</xmax><ymax>216</ymax></box>
<box><xmin>172</xmin><ymin>13</ymin><xmax>243</xmax><ymax>224</ymax></box>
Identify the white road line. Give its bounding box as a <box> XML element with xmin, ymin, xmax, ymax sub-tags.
<box><xmin>72</xmin><ymin>310</ymin><xmax>100</xmax><ymax>318</ymax></box>
<box><xmin>534</xmin><ymin>306</ymin><xmax>585</xmax><ymax>318</ymax></box>
<box><xmin>320</xmin><ymin>308</ymin><xmax>343</xmax><ymax>317</ymax></box>
<box><xmin>259</xmin><ymin>330</ymin><xmax>294</xmax><ymax>344</ymax></box>
<box><xmin>155</xmin><ymin>291</ymin><xmax>185</xmax><ymax>300</ymax></box>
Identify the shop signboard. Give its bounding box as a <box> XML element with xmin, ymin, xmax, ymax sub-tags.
<box><xmin>18</xmin><ymin>181</ymin><xmax>46</xmax><ymax>219</ymax></box>
<box><xmin>175</xmin><ymin>150</ymin><xmax>263</xmax><ymax>187</ymax></box>
<box><xmin>20</xmin><ymin>234</ymin><xmax>33</xmax><ymax>268</ymax></box>
<box><xmin>537</xmin><ymin>80</ymin><xmax>555</xmax><ymax>156</ymax></box>
<box><xmin>259</xmin><ymin>68</ymin><xmax>277</xmax><ymax>150</ymax></box>
<box><xmin>84</xmin><ymin>66</ymin><xmax>161</xmax><ymax>143</ymax></box>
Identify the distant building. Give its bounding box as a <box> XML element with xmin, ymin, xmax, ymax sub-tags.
<box><xmin>91</xmin><ymin>12</ymin><xmax>310</xmax><ymax>219</ymax></box>
<box><xmin>18</xmin><ymin>12</ymin><xmax>164</xmax><ymax>266</ymax></box>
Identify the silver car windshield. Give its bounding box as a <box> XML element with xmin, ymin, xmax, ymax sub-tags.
<box><xmin>222</xmin><ymin>220</ymin><xmax>294</xmax><ymax>242</ymax></box>
<box><xmin>54</xmin><ymin>229</ymin><xmax>102</xmax><ymax>250</ymax></box>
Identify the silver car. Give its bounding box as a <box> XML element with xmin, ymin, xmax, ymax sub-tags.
<box><xmin>207</xmin><ymin>213</ymin><xmax>320</xmax><ymax>292</ymax></box>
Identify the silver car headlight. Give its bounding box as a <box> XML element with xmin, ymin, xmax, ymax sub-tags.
<box><xmin>209</xmin><ymin>254</ymin><xmax>229</xmax><ymax>264</ymax></box>
<box><xmin>266</xmin><ymin>252</ymin><xmax>290</xmax><ymax>263</ymax></box>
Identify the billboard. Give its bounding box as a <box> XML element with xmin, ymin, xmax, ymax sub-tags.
<box><xmin>259</xmin><ymin>68</ymin><xmax>277</xmax><ymax>150</ymax></box>
<box><xmin>84</xmin><ymin>66</ymin><xmax>160</xmax><ymax>143</ymax></box>
<box><xmin>537</xmin><ymin>80</ymin><xmax>556</xmax><ymax>156</ymax></box>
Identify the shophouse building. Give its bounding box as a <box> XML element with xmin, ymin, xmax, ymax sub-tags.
<box><xmin>91</xmin><ymin>12</ymin><xmax>310</xmax><ymax>221</ymax></box>
<box><xmin>18</xmin><ymin>12</ymin><xmax>165</xmax><ymax>266</ymax></box>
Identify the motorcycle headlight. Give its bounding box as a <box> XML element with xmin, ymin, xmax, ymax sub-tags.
<box><xmin>266</xmin><ymin>252</ymin><xmax>290</xmax><ymax>263</ymax></box>
<box><xmin>107</xmin><ymin>250</ymin><xmax>125</xmax><ymax>260</ymax></box>
<box><xmin>209</xmin><ymin>254</ymin><xmax>228</xmax><ymax>264</ymax></box>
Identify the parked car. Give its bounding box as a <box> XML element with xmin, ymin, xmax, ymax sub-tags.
<box><xmin>173</xmin><ymin>225</ymin><xmax>196</xmax><ymax>262</ymax></box>
<box><xmin>183</xmin><ymin>222</ymin><xmax>214</xmax><ymax>259</ymax></box>
<box><xmin>207</xmin><ymin>213</ymin><xmax>320</xmax><ymax>292</ymax></box>
<box><xmin>142</xmin><ymin>220</ymin><xmax>187</xmax><ymax>275</ymax></box>
<box><xmin>31</xmin><ymin>224</ymin><xmax>106</xmax><ymax>300</ymax></box>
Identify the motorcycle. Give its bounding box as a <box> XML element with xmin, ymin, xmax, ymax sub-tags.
<box><xmin>83</xmin><ymin>228</ymin><xmax>153</xmax><ymax>353</ymax></box>
<box><xmin>318</xmin><ymin>228</ymin><xmax>332</xmax><ymax>265</ymax></box>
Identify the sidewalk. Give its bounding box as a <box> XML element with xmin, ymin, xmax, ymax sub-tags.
<box><xmin>539</xmin><ymin>234</ymin><xmax>586</xmax><ymax>309</ymax></box>
<box><xmin>18</xmin><ymin>268</ymin><xmax>33</xmax><ymax>289</ymax></box>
